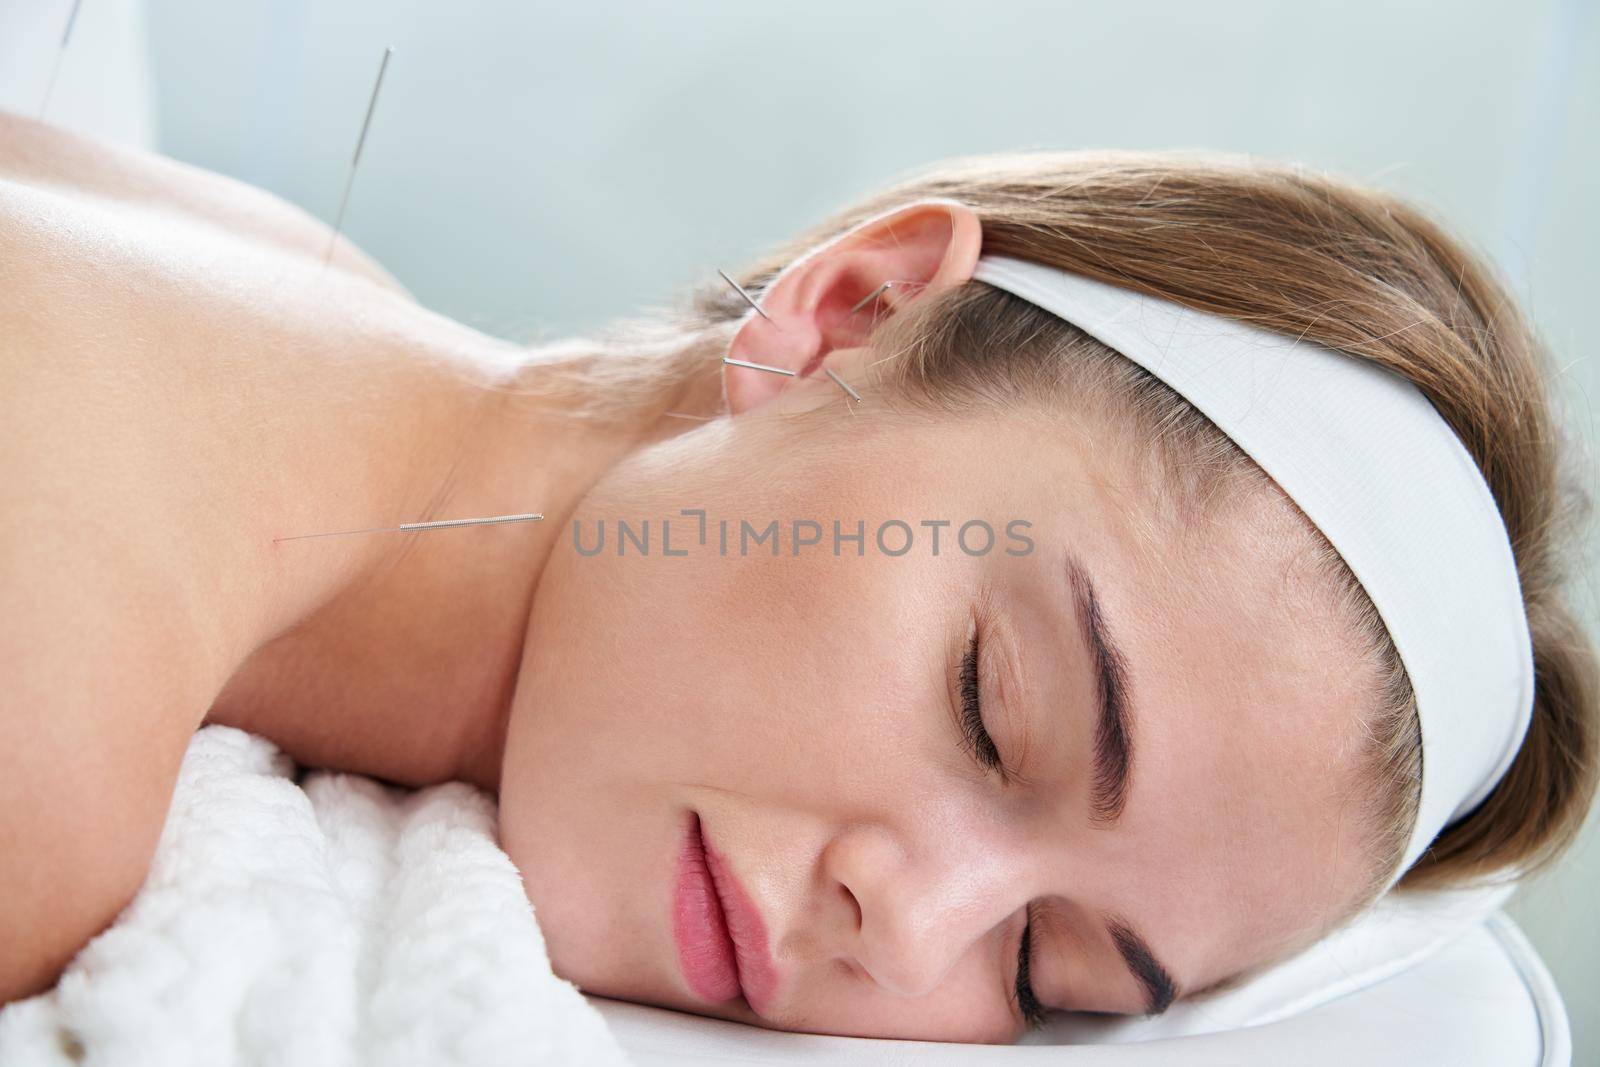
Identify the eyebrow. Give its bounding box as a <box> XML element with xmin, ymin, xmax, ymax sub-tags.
<box><xmin>1063</xmin><ymin>552</ymin><xmax>1133</xmax><ymax>825</ymax></box>
<box><xmin>1061</xmin><ymin>552</ymin><xmax>1179</xmax><ymax>1016</ymax></box>
<box><xmin>1108</xmin><ymin>917</ymin><xmax>1179</xmax><ymax>1016</ymax></box>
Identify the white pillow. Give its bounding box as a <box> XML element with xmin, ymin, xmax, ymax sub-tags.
<box><xmin>1033</xmin><ymin>880</ymin><xmax>1516</xmax><ymax>1043</ymax></box>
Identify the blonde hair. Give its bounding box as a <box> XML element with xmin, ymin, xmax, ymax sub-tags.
<box><xmin>514</xmin><ymin>149</ymin><xmax>1599</xmax><ymax>910</ymax></box>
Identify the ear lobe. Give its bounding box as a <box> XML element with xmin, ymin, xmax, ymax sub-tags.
<box><xmin>721</xmin><ymin>200</ymin><xmax>983</xmax><ymax>416</ymax></box>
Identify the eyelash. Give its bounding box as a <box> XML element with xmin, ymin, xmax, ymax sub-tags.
<box><xmin>1015</xmin><ymin>904</ymin><xmax>1048</xmax><ymax>1031</ymax></box>
<box><xmin>958</xmin><ymin>631</ymin><xmax>1000</xmax><ymax>769</ymax></box>
<box><xmin>958</xmin><ymin>631</ymin><xmax>1047</xmax><ymax>1030</ymax></box>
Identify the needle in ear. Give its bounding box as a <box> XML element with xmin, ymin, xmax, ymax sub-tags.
<box><xmin>824</xmin><ymin>368</ymin><xmax>862</xmax><ymax>404</ymax></box>
<box><xmin>724</xmin><ymin>355</ymin><xmax>860</xmax><ymax>407</ymax></box>
<box><xmin>848</xmin><ymin>281</ymin><xmax>894</xmax><ymax>316</ymax></box>
<box><xmin>833</xmin><ymin>280</ymin><xmax>910</xmax><ymax>404</ymax></box>
<box><xmin>722</xmin><ymin>357</ymin><xmax>795</xmax><ymax>377</ymax></box>
<box><xmin>716</xmin><ymin>269</ymin><xmax>781</xmax><ymax>330</ymax></box>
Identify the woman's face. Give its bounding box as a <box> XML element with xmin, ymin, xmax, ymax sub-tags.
<box><xmin>498</xmin><ymin>379</ymin><xmax>1380</xmax><ymax>1043</ymax></box>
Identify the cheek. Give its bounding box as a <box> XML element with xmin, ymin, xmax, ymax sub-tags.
<box><xmin>511</xmin><ymin>494</ymin><xmax>983</xmax><ymax>818</ymax></box>
<box><xmin>496</xmin><ymin>522</ymin><xmax>971</xmax><ymax>997</ymax></box>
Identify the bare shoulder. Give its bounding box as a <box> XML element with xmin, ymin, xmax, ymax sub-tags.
<box><xmin>0</xmin><ymin>110</ymin><xmax>482</xmax><ymax>648</ymax></box>
<box><xmin>0</xmin><ymin>200</ymin><xmax>249</xmax><ymax>994</ymax></box>
<box><xmin>0</xmin><ymin>386</ymin><xmax>235</xmax><ymax>1001</ymax></box>
<box><xmin>0</xmin><ymin>117</ymin><xmax>306</xmax><ymax>999</ymax></box>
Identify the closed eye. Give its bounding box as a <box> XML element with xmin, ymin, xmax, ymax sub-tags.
<box><xmin>958</xmin><ymin>630</ymin><xmax>1001</xmax><ymax>770</ymax></box>
<box><xmin>1014</xmin><ymin>903</ymin><xmax>1048</xmax><ymax>1031</ymax></box>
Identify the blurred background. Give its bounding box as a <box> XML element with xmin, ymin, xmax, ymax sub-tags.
<box><xmin>3</xmin><ymin>0</ymin><xmax>1596</xmax><ymax>1056</ymax></box>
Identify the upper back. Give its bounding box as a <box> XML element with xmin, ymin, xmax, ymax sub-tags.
<box><xmin>0</xmin><ymin>110</ymin><xmax>469</xmax><ymax>665</ymax></box>
<box><xmin>0</xmin><ymin>109</ymin><xmax>408</xmax><ymax>292</ymax></box>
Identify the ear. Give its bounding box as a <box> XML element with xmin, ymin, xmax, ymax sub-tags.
<box><xmin>721</xmin><ymin>199</ymin><xmax>982</xmax><ymax>415</ymax></box>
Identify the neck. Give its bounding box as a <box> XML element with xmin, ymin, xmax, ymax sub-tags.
<box><xmin>210</xmin><ymin>321</ymin><xmax>725</xmax><ymax>790</ymax></box>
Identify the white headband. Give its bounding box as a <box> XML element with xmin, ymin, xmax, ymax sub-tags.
<box><xmin>971</xmin><ymin>254</ymin><xmax>1534</xmax><ymax>883</ymax></box>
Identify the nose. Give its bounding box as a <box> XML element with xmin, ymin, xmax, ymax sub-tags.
<box><xmin>821</xmin><ymin>822</ymin><xmax>1012</xmax><ymax>999</ymax></box>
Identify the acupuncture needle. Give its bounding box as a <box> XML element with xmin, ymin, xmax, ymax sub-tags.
<box><xmin>323</xmin><ymin>45</ymin><xmax>394</xmax><ymax>267</ymax></box>
<box><xmin>37</xmin><ymin>0</ymin><xmax>84</xmax><ymax>119</ymax></box>
<box><xmin>274</xmin><ymin>512</ymin><xmax>544</xmax><ymax>542</ymax></box>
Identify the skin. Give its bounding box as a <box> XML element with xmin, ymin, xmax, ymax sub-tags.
<box><xmin>1</xmin><ymin>113</ymin><xmax>1379</xmax><ymax>1040</ymax></box>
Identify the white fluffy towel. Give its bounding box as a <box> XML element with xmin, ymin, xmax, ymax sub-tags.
<box><xmin>0</xmin><ymin>725</ymin><xmax>631</xmax><ymax>1067</ymax></box>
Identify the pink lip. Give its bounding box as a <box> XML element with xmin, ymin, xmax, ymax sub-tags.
<box><xmin>671</xmin><ymin>813</ymin><xmax>779</xmax><ymax>1016</ymax></box>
